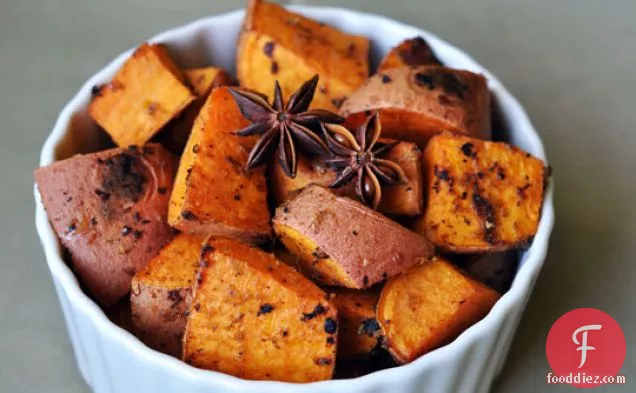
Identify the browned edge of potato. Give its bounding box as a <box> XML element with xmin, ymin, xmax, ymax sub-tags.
<box><xmin>377</xmin><ymin>36</ymin><xmax>441</xmax><ymax>72</ymax></box>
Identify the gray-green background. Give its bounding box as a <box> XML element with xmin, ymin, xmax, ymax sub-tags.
<box><xmin>1</xmin><ymin>1</ymin><xmax>633</xmax><ymax>392</ymax></box>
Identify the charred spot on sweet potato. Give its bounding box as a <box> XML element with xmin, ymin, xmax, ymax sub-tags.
<box><xmin>434</xmin><ymin>166</ymin><xmax>450</xmax><ymax>181</ymax></box>
<box><xmin>302</xmin><ymin>304</ymin><xmax>327</xmax><ymax>321</ymax></box>
<box><xmin>324</xmin><ymin>318</ymin><xmax>338</xmax><ymax>334</ymax></box>
<box><xmin>472</xmin><ymin>191</ymin><xmax>496</xmax><ymax>244</ymax></box>
<box><xmin>257</xmin><ymin>303</ymin><xmax>275</xmax><ymax>316</ymax></box>
<box><xmin>314</xmin><ymin>357</ymin><xmax>333</xmax><ymax>366</ymax></box>
<box><xmin>414</xmin><ymin>72</ymin><xmax>434</xmax><ymax>90</ymax></box>
<box><xmin>359</xmin><ymin>318</ymin><xmax>381</xmax><ymax>337</ymax></box>
<box><xmin>440</xmin><ymin>72</ymin><xmax>468</xmax><ymax>100</ymax></box>
<box><xmin>167</xmin><ymin>289</ymin><xmax>182</xmax><ymax>304</ymax></box>
<box><xmin>101</xmin><ymin>153</ymin><xmax>147</xmax><ymax>203</ymax></box>
<box><xmin>398</xmin><ymin>37</ymin><xmax>438</xmax><ymax>66</ymax></box>
<box><xmin>91</xmin><ymin>84</ymin><xmax>103</xmax><ymax>97</ymax></box>
<box><xmin>181</xmin><ymin>210</ymin><xmax>197</xmax><ymax>221</ymax></box>
<box><xmin>94</xmin><ymin>188</ymin><xmax>111</xmax><ymax>201</ymax></box>
<box><xmin>461</xmin><ymin>142</ymin><xmax>475</xmax><ymax>158</ymax></box>
<box><xmin>200</xmin><ymin>244</ymin><xmax>215</xmax><ymax>261</ymax></box>
<box><xmin>311</xmin><ymin>248</ymin><xmax>330</xmax><ymax>259</ymax></box>
<box><xmin>263</xmin><ymin>41</ymin><xmax>275</xmax><ymax>57</ymax></box>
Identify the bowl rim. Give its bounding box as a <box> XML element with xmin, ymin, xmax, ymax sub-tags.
<box><xmin>34</xmin><ymin>5</ymin><xmax>555</xmax><ymax>391</ymax></box>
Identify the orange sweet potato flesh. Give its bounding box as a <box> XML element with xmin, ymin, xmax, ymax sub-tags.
<box><xmin>341</xmin><ymin>66</ymin><xmax>491</xmax><ymax>147</ymax></box>
<box><xmin>329</xmin><ymin>288</ymin><xmax>381</xmax><ymax>360</ymax></box>
<box><xmin>273</xmin><ymin>185</ymin><xmax>434</xmax><ymax>288</ymax></box>
<box><xmin>378</xmin><ymin>258</ymin><xmax>500</xmax><ymax>363</ymax></box>
<box><xmin>89</xmin><ymin>43</ymin><xmax>195</xmax><ymax>147</ymax></box>
<box><xmin>168</xmin><ymin>87</ymin><xmax>271</xmax><ymax>244</ymax></box>
<box><xmin>183</xmin><ymin>237</ymin><xmax>337</xmax><ymax>382</ymax></box>
<box><xmin>269</xmin><ymin>141</ymin><xmax>423</xmax><ymax>216</ymax></box>
<box><xmin>34</xmin><ymin>144</ymin><xmax>177</xmax><ymax>307</ymax></box>
<box><xmin>131</xmin><ymin>233</ymin><xmax>204</xmax><ymax>357</ymax></box>
<box><xmin>416</xmin><ymin>133</ymin><xmax>546</xmax><ymax>252</ymax></box>
<box><xmin>377</xmin><ymin>36</ymin><xmax>441</xmax><ymax>72</ymax></box>
<box><xmin>155</xmin><ymin>67</ymin><xmax>235</xmax><ymax>153</ymax></box>
<box><xmin>237</xmin><ymin>0</ymin><xmax>369</xmax><ymax>112</ymax></box>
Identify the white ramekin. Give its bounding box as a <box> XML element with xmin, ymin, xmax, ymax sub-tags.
<box><xmin>34</xmin><ymin>6</ymin><xmax>555</xmax><ymax>393</ymax></box>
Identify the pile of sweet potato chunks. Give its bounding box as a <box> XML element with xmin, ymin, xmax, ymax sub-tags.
<box><xmin>34</xmin><ymin>0</ymin><xmax>547</xmax><ymax>382</ymax></box>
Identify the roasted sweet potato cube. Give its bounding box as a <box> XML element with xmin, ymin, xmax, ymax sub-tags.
<box><xmin>34</xmin><ymin>144</ymin><xmax>177</xmax><ymax>306</ymax></box>
<box><xmin>89</xmin><ymin>43</ymin><xmax>195</xmax><ymax>147</ymax></box>
<box><xmin>168</xmin><ymin>87</ymin><xmax>271</xmax><ymax>244</ymax></box>
<box><xmin>377</xmin><ymin>36</ymin><xmax>441</xmax><ymax>72</ymax></box>
<box><xmin>417</xmin><ymin>133</ymin><xmax>546</xmax><ymax>252</ymax></box>
<box><xmin>155</xmin><ymin>67</ymin><xmax>235</xmax><ymax>153</ymax></box>
<box><xmin>377</xmin><ymin>258</ymin><xmax>500</xmax><ymax>363</ymax></box>
<box><xmin>273</xmin><ymin>185</ymin><xmax>434</xmax><ymax>288</ymax></box>
<box><xmin>183</xmin><ymin>237</ymin><xmax>337</xmax><ymax>382</ymax></box>
<box><xmin>269</xmin><ymin>141</ymin><xmax>423</xmax><ymax>216</ymax></box>
<box><xmin>330</xmin><ymin>288</ymin><xmax>382</xmax><ymax>360</ymax></box>
<box><xmin>341</xmin><ymin>66</ymin><xmax>491</xmax><ymax>146</ymax></box>
<box><xmin>130</xmin><ymin>234</ymin><xmax>204</xmax><ymax>357</ymax></box>
<box><xmin>237</xmin><ymin>0</ymin><xmax>369</xmax><ymax>112</ymax></box>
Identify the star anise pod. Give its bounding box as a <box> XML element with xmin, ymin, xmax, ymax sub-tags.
<box><xmin>228</xmin><ymin>75</ymin><xmax>343</xmax><ymax>178</ymax></box>
<box><xmin>322</xmin><ymin>112</ymin><xmax>408</xmax><ymax>209</ymax></box>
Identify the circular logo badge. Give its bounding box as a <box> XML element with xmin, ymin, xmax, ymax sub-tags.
<box><xmin>546</xmin><ymin>308</ymin><xmax>626</xmax><ymax>388</ymax></box>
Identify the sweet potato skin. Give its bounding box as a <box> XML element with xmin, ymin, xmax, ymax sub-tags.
<box><xmin>89</xmin><ymin>43</ymin><xmax>195</xmax><ymax>147</ymax></box>
<box><xmin>155</xmin><ymin>67</ymin><xmax>235</xmax><ymax>153</ymax></box>
<box><xmin>341</xmin><ymin>66</ymin><xmax>491</xmax><ymax>146</ymax></box>
<box><xmin>329</xmin><ymin>288</ymin><xmax>382</xmax><ymax>360</ymax></box>
<box><xmin>130</xmin><ymin>233</ymin><xmax>204</xmax><ymax>357</ymax></box>
<box><xmin>377</xmin><ymin>258</ymin><xmax>500</xmax><ymax>363</ymax></box>
<box><xmin>183</xmin><ymin>237</ymin><xmax>337</xmax><ymax>382</ymax></box>
<box><xmin>168</xmin><ymin>87</ymin><xmax>271</xmax><ymax>244</ymax></box>
<box><xmin>34</xmin><ymin>144</ymin><xmax>177</xmax><ymax>307</ymax></box>
<box><xmin>237</xmin><ymin>0</ymin><xmax>369</xmax><ymax>112</ymax></box>
<box><xmin>269</xmin><ymin>141</ymin><xmax>423</xmax><ymax>216</ymax></box>
<box><xmin>418</xmin><ymin>133</ymin><xmax>546</xmax><ymax>252</ymax></box>
<box><xmin>273</xmin><ymin>185</ymin><xmax>434</xmax><ymax>288</ymax></box>
<box><xmin>377</xmin><ymin>36</ymin><xmax>441</xmax><ymax>72</ymax></box>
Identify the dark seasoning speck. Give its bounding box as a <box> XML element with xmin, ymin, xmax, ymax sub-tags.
<box><xmin>324</xmin><ymin>318</ymin><xmax>338</xmax><ymax>334</ymax></box>
<box><xmin>257</xmin><ymin>303</ymin><xmax>275</xmax><ymax>316</ymax></box>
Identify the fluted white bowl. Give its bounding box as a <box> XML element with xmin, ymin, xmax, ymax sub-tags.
<box><xmin>34</xmin><ymin>6</ymin><xmax>554</xmax><ymax>393</ymax></box>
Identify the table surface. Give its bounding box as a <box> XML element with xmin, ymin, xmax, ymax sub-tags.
<box><xmin>1</xmin><ymin>0</ymin><xmax>633</xmax><ymax>392</ymax></box>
